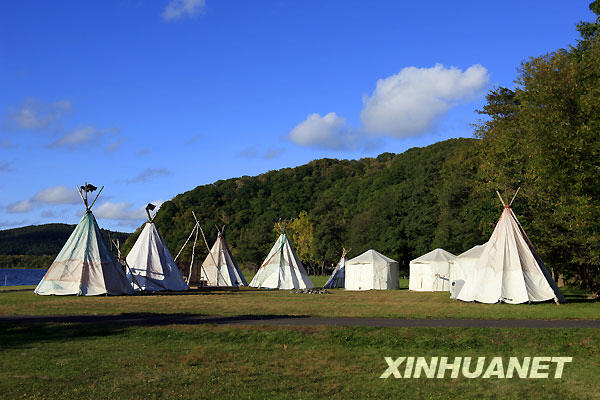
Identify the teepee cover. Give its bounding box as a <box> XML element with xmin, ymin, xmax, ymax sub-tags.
<box><xmin>345</xmin><ymin>249</ymin><xmax>399</xmax><ymax>290</ymax></box>
<box><xmin>324</xmin><ymin>250</ymin><xmax>347</xmax><ymax>289</ymax></box>
<box><xmin>249</xmin><ymin>232</ymin><xmax>314</xmax><ymax>289</ymax></box>
<box><xmin>409</xmin><ymin>248</ymin><xmax>455</xmax><ymax>292</ymax></box>
<box><xmin>126</xmin><ymin>221</ymin><xmax>188</xmax><ymax>291</ymax></box>
<box><xmin>457</xmin><ymin>192</ymin><xmax>564</xmax><ymax>304</ymax></box>
<box><xmin>201</xmin><ymin>232</ymin><xmax>247</xmax><ymax>286</ymax></box>
<box><xmin>35</xmin><ymin>211</ymin><xmax>132</xmax><ymax>296</ymax></box>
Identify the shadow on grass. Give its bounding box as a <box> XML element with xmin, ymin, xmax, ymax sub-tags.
<box><xmin>0</xmin><ymin>313</ymin><xmax>310</xmax><ymax>348</ymax></box>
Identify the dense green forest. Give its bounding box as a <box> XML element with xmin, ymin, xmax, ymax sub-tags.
<box><xmin>0</xmin><ymin>224</ymin><xmax>129</xmax><ymax>268</ymax></box>
<box><xmin>122</xmin><ymin>138</ymin><xmax>498</xmax><ymax>275</ymax></box>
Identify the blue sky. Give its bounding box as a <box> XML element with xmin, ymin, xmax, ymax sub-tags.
<box><xmin>0</xmin><ymin>0</ymin><xmax>594</xmax><ymax>231</ymax></box>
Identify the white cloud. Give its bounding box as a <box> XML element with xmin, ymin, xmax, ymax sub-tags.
<box><xmin>7</xmin><ymin>98</ymin><xmax>71</xmax><ymax>131</ymax></box>
<box><xmin>162</xmin><ymin>0</ymin><xmax>205</xmax><ymax>21</ymax></box>
<box><xmin>33</xmin><ymin>185</ymin><xmax>81</xmax><ymax>205</ymax></box>
<box><xmin>94</xmin><ymin>202</ymin><xmax>147</xmax><ymax>220</ymax></box>
<box><xmin>288</xmin><ymin>112</ymin><xmax>349</xmax><ymax>149</ymax></box>
<box><xmin>126</xmin><ymin>168</ymin><xmax>172</xmax><ymax>184</ymax></box>
<box><xmin>360</xmin><ymin>64</ymin><xmax>489</xmax><ymax>137</ymax></box>
<box><xmin>264</xmin><ymin>148</ymin><xmax>283</xmax><ymax>159</ymax></box>
<box><xmin>7</xmin><ymin>199</ymin><xmax>33</xmax><ymax>213</ymax></box>
<box><xmin>94</xmin><ymin>201</ymin><xmax>165</xmax><ymax>223</ymax></box>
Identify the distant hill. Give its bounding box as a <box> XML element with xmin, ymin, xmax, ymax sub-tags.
<box><xmin>0</xmin><ymin>223</ymin><xmax>130</xmax><ymax>268</ymax></box>
<box><xmin>122</xmin><ymin>138</ymin><xmax>499</xmax><ymax>273</ymax></box>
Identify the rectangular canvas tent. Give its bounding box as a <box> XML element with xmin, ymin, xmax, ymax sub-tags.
<box><xmin>409</xmin><ymin>248</ymin><xmax>455</xmax><ymax>292</ymax></box>
<box><xmin>449</xmin><ymin>244</ymin><xmax>486</xmax><ymax>299</ymax></box>
<box><xmin>345</xmin><ymin>249</ymin><xmax>399</xmax><ymax>290</ymax></box>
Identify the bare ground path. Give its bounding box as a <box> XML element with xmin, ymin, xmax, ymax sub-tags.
<box><xmin>1</xmin><ymin>313</ymin><xmax>599</xmax><ymax>328</ymax></box>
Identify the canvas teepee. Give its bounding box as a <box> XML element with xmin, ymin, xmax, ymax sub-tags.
<box><xmin>409</xmin><ymin>248</ymin><xmax>455</xmax><ymax>291</ymax></box>
<box><xmin>457</xmin><ymin>190</ymin><xmax>565</xmax><ymax>304</ymax></box>
<box><xmin>200</xmin><ymin>228</ymin><xmax>247</xmax><ymax>287</ymax></box>
<box><xmin>35</xmin><ymin>183</ymin><xmax>132</xmax><ymax>296</ymax></box>
<box><xmin>125</xmin><ymin>204</ymin><xmax>188</xmax><ymax>291</ymax></box>
<box><xmin>249</xmin><ymin>230</ymin><xmax>314</xmax><ymax>289</ymax></box>
<box><xmin>324</xmin><ymin>248</ymin><xmax>347</xmax><ymax>289</ymax></box>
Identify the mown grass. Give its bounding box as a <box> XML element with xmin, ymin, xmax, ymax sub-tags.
<box><xmin>0</xmin><ymin>323</ymin><xmax>598</xmax><ymax>399</ymax></box>
<box><xmin>0</xmin><ymin>278</ymin><xmax>597</xmax><ymax>320</ymax></box>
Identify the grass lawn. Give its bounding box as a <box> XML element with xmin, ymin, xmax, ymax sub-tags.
<box><xmin>2</xmin><ymin>276</ymin><xmax>599</xmax><ymax>399</ymax></box>
<box><xmin>1</xmin><ymin>278</ymin><xmax>598</xmax><ymax>320</ymax></box>
<box><xmin>0</xmin><ymin>323</ymin><xmax>598</xmax><ymax>399</ymax></box>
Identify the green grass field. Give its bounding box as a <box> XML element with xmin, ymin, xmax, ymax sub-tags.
<box><xmin>1</xmin><ymin>278</ymin><xmax>598</xmax><ymax>320</ymax></box>
<box><xmin>1</xmin><ymin>277</ymin><xmax>599</xmax><ymax>399</ymax></box>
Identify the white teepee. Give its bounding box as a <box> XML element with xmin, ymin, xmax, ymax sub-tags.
<box><xmin>125</xmin><ymin>205</ymin><xmax>188</xmax><ymax>291</ymax></box>
<box><xmin>345</xmin><ymin>249</ymin><xmax>399</xmax><ymax>290</ymax></box>
<box><xmin>457</xmin><ymin>190</ymin><xmax>565</xmax><ymax>304</ymax></box>
<box><xmin>324</xmin><ymin>249</ymin><xmax>347</xmax><ymax>289</ymax></box>
<box><xmin>35</xmin><ymin>184</ymin><xmax>132</xmax><ymax>296</ymax></box>
<box><xmin>409</xmin><ymin>248</ymin><xmax>455</xmax><ymax>291</ymax></box>
<box><xmin>200</xmin><ymin>231</ymin><xmax>247</xmax><ymax>286</ymax></box>
<box><xmin>249</xmin><ymin>231</ymin><xmax>314</xmax><ymax>289</ymax></box>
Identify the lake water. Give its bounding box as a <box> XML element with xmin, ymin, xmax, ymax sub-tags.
<box><xmin>0</xmin><ymin>268</ymin><xmax>47</xmax><ymax>286</ymax></box>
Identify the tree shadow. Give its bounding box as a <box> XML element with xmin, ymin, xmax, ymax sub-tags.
<box><xmin>0</xmin><ymin>313</ymin><xmax>309</xmax><ymax>348</ymax></box>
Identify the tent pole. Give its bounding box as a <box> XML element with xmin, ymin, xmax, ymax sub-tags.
<box><xmin>88</xmin><ymin>186</ymin><xmax>104</xmax><ymax>210</ymax></box>
<box><xmin>509</xmin><ymin>187</ymin><xmax>521</xmax><ymax>206</ymax></box>
<box><xmin>495</xmin><ymin>190</ymin><xmax>506</xmax><ymax>207</ymax></box>
<box><xmin>187</xmin><ymin>224</ymin><xmax>199</xmax><ymax>285</ymax></box>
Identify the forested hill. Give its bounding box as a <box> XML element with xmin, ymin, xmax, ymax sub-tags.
<box><xmin>123</xmin><ymin>138</ymin><xmax>500</xmax><ymax>272</ymax></box>
<box><xmin>0</xmin><ymin>224</ymin><xmax>130</xmax><ymax>268</ymax></box>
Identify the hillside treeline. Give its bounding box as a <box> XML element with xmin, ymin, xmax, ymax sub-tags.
<box><xmin>124</xmin><ymin>138</ymin><xmax>498</xmax><ymax>274</ymax></box>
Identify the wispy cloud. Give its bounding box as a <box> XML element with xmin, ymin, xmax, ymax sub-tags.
<box><xmin>0</xmin><ymin>219</ymin><xmax>29</xmax><ymax>229</ymax></box>
<box><xmin>137</xmin><ymin>147</ymin><xmax>150</xmax><ymax>156</ymax></box>
<box><xmin>0</xmin><ymin>161</ymin><xmax>13</xmax><ymax>172</ymax></box>
<box><xmin>185</xmin><ymin>134</ymin><xmax>202</xmax><ymax>145</ymax></box>
<box><xmin>238</xmin><ymin>147</ymin><xmax>284</xmax><ymax>159</ymax></box>
<box><xmin>47</xmin><ymin>126</ymin><xmax>121</xmax><ymax>150</ymax></box>
<box><xmin>126</xmin><ymin>168</ymin><xmax>172</xmax><ymax>184</ymax></box>
<box><xmin>6</xmin><ymin>98</ymin><xmax>71</xmax><ymax>131</ymax></box>
<box><xmin>162</xmin><ymin>0</ymin><xmax>206</xmax><ymax>21</ymax></box>
<box><xmin>7</xmin><ymin>199</ymin><xmax>33</xmax><ymax>213</ymax></box>
<box><xmin>0</xmin><ymin>139</ymin><xmax>16</xmax><ymax>149</ymax></box>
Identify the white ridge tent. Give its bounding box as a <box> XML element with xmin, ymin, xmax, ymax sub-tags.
<box><xmin>345</xmin><ymin>249</ymin><xmax>399</xmax><ymax>290</ymax></box>
<box><xmin>449</xmin><ymin>244</ymin><xmax>486</xmax><ymax>299</ymax></box>
<box><xmin>409</xmin><ymin>248</ymin><xmax>455</xmax><ymax>291</ymax></box>
<box><xmin>125</xmin><ymin>204</ymin><xmax>188</xmax><ymax>291</ymax></box>
<box><xmin>457</xmin><ymin>190</ymin><xmax>565</xmax><ymax>304</ymax></box>
<box><xmin>249</xmin><ymin>231</ymin><xmax>314</xmax><ymax>289</ymax></box>
<box><xmin>200</xmin><ymin>230</ymin><xmax>248</xmax><ymax>287</ymax></box>
<box><xmin>35</xmin><ymin>183</ymin><xmax>132</xmax><ymax>296</ymax></box>
<box><xmin>324</xmin><ymin>249</ymin><xmax>347</xmax><ymax>289</ymax></box>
